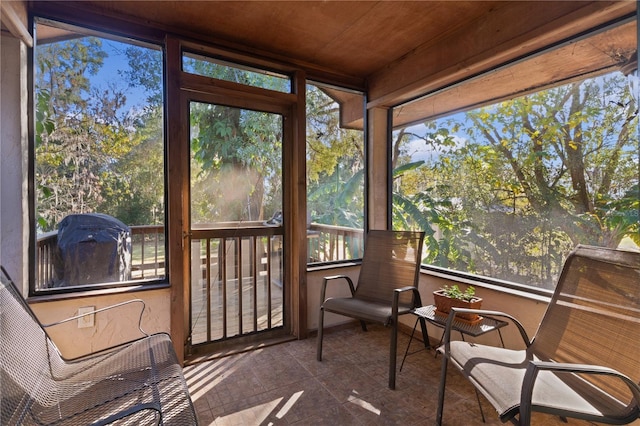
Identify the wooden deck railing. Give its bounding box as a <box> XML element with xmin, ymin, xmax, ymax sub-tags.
<box><xmin>130</xmin><ymin>225</ymin><xmax>165</xmax><ymax>280</ymax></box>
<box><xmin>36</xmin><ymin>231</ymin><xmax>58</xmax><ymax>290</ymax></box>
<box><xmin>307</xmin><ymin>223</ymin><xmax>364</xmax><ymax>263</ymax></box>
<box><xmin>35</xmin><ymin>225</ymin><xmax>165</xmax><ymax>290</ymax></box>
<box><xmin>188</xmin><ymin>224</ymin><xmax>284</xmax><ymax>346</ymax></box>
<box><xmin>36</xmin><ymin>223</ymin><xmax>364</xmax><ymax>290</ymax></box>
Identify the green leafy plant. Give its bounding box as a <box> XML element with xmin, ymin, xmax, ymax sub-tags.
<box><xmin>439</xmin><ymin>284</ymin><xmax>476</xmax><ymax>301</ymax></box>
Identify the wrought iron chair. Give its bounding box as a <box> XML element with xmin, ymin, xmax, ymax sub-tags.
<box><xmin>316</xmin><ymin>229</ymin><xmax>425</xmax><ymax>390</ymax></box>
<box><xmin>436</xmin><ymin>245</ymin><xmax>640</xmax><ymax>425</ymax></box>
<box><xmin>0</xmin><ymin>266</ymin><xmax>198</xmax><ymax>425</ymax></box>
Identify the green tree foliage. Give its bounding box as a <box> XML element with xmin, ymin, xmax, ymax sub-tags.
<box><xmin>306</xmin><ymin>85</ymin><xmax>364</xmax><ymax>228</ymax></box>
<box><xmin>36</xmin><ymin>36</ymin><xmax>108</xmax><ymax>230</ymax></box>
<box><xmin>122</xmin><ymin>46</ymin><xmax>164</xmax><ymax>106</ymax></box>
<box><xmin>190</xmin><ymin>103</ymin><xmax>283</xmax><ymax>223</ymax></box>
<box><xmin>98</xmin><ymin>108</ymin><xmax>165</xmax><ymax>225</ymax></box>
<box><xmin>35</xmin><ymin>33</ymin><xmax>164</xmax><ymax>231</ymax></box>
<box><xmin>394</xmin><ymin>73</ymin><xmax>638</xmax><ymax>287</ymax></box>
<box><xmin>185</xmin><ymin>58</ymin><xmax>286</xmax><ymax>224</ymax></box>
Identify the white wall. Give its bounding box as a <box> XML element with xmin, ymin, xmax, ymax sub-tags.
<box><xmin>0</xmin><ymin>33</ymin><xmax>29</xmax><ymax>290</ymax></box>
<box><xmin>30</xmin><ymin>287</ymin><xmax>172</xmax><ymax>359</ymax></box>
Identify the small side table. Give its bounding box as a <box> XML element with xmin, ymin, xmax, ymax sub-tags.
<box><xmin>400</xmin><ymin>305</ymin><xmax>508</xmax><ymax>370</ymax></box>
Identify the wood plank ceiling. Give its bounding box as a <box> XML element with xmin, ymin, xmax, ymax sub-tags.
<box><xmin>29</xmin><ymin>1</ymin><xmax>637</xmax><ymax>128</ymax></box>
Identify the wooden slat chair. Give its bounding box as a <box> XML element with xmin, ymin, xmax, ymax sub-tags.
<box><xmin>317</xmin><ymin>230</ymin><xmax>425</xmax><ymax>390</ymax></box>
<box><xmin>0</xmin><ymin>266</ymin><xmax>198</xmax><ymax>425</ymax></box>
<box><xmin>436</xmin><ymin>245</ymin><xmax>640</xmax><ymax>425</ymax></box>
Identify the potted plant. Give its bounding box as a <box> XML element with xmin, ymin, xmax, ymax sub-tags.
<box><xmin>433</xmin><ymin>284</ymin><xmax>482</xmax><ymax>323</ymax></box>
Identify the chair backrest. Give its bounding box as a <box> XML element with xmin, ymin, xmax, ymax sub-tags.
<box><xmin>530</xmin><ymin>245</ymin><xmax>640</xmax><ymax>408</ymax></box>
<box><xmin>0</xmin><ymin>266</ymin><xmax>61</xmax><ymax>415</ymax></box>
<box><xmin>354</xmin><ymin>230</ymin><xmax>424</xmax><ymax>307</ymax></box>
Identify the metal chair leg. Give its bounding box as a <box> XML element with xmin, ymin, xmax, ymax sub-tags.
<box><xmin>474</xmin><ymin>388</ymin><xmax>486</xmax><ymax>423</ymax></box>
<box><xmin>400</xmin><ymin>317</ymin><xmax>419</xmax><ymax>372</ymax></box>
<box><xmin>436</xmin><ymin>350</ymin><xmax>449</xmax><ymax>426</ymax></box>
<box><xmin>389</xmin><ymin>322</ymin><xmax>397</xmax><ymax>389</ymax></box>
<box><xmin>400</xmin><ymin>317</ymin><xmax>431</xmax><ymax>371</ymax></box>
<box><xmin>317</xmin><ymin>307</ymin><xmax>324</xmax><ymax>361</ymax></box>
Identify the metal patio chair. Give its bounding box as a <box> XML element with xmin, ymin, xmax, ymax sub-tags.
<box><xmin>0</xmin><ymin>266</ymin><xmax>198</xmax><ymax>425</ymax></box>
<box><xmin>436</xmin><ymin>245</ymin><xmax>640</xmax><ymax>425</ymax></box>
<box><xmin>316</xmin><ymin>229</ymin><xmax>426</xmax><ymax>390</ymax></box>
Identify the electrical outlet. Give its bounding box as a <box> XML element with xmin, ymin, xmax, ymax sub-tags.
<box><xmin>77</xmin><ymin>306</ymin><xmax>95</xmax><ymax>328</ymax></box>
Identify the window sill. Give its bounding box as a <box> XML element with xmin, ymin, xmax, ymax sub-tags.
<box><xmin>27</xmin><ymin>281</ymin><xmax>170</xmax><ymax>304</ymax></box>
<box><xmin>421</xmin><ymin>265</ymin><xmax>553</xmax><ymax>303</ymax></box>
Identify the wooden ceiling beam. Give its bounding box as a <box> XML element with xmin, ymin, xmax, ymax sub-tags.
<box><xmin>367</xmin><ymin>1</ymin><xmax>636</xmax><ymax>109</ymax></box>
<box><xmin>1</xmin><ymin>0</ymin><xmax>32</xmax><ymax>47</ymax></box>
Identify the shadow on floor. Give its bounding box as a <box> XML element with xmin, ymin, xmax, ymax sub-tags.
<box><xmin>184</xmin><ymin>324</ymin><xmax>636</xmax><ymax>425</ymax></box>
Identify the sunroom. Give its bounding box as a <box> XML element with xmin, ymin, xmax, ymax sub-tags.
<box><xmin>1</xmin><ymin>1</ymin><xmax>638</xmax><ymax>424</ymax></box>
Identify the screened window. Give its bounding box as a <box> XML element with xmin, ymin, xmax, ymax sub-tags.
<box><xmin>33</xmin><ymin>19</ymin><xmax>166</xmax><ymax>293</ymax></box>
<box><xmin>182</xmin><ymin>51</ymin><xmax>292</xmax><ymax>93</ymax></box>
<box><xmin>306</xmin><ymin>83</ymin><xmax>365</xmax><ymax>263</ymax></box>
<box><xmin>391</xmin><ymin>27</ymin><xmax>638</xmax><ymax>289</ymax></box>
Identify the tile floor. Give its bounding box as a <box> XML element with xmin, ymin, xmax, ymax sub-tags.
<box><xmin>184</xmin><ymin>324</ymin><xmax>633</xmax><ymax>425</ymax></box>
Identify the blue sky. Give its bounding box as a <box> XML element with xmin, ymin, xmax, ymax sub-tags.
<box><xmin>396</xmin><ymin>112</ymin><xmax>468</xmax><ymax>163</ymax></box>
<box><xmin>92</xmin><ymin>38</ymin><xmax>148</xmax><ymax>113</ymax></box>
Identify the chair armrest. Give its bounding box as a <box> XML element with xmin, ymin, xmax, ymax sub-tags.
<box><xmin>393</xmin><ymin>286</ymin><xmax>423</xmax><ymax>310</ymax></box>
<box><xmin>320</xmin><ymin>275</ymin><xmax>356</xmax><ymax>304</ymax></box>
<box><xmin>439</xmin><ymin>307</ymin><xmax>531</xmax><ymax>356</ymax></box>
<box><xmin>519</xmin><ymin>360</ymin><xmax>640</xmax><ymax>424</ymax></box>
<box><xmin>391</xmin><ymin>286</ymin><xmax>423</xmax><ymax>322</ymax></box>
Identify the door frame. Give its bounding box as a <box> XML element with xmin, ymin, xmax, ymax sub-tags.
<box><xmin>165</xmin><ymin>37</ymin><xmax>308</xmax><ymax>362</ymax></box>
<box><xmin>185</xmin><ymin>98</ymin><xmax>288</xmax><ymax>355</ymax></box>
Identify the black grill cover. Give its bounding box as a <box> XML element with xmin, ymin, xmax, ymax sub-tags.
<box><xmin>54</xmin><ymin>213</ymin><xmax>131</xmax><ymax>286</ymax></box>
